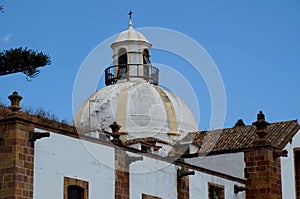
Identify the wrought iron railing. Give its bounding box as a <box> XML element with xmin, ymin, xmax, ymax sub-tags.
<box><xmin>105</xmin><ymin>64</ymin><xmax>159</xmax><ymax>86</ymax></box>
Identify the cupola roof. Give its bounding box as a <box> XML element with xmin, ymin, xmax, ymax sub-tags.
<box><xmin>112</xmin><ymin>19</ymin><xmax>151</xmax><ymax>46</ymax></box>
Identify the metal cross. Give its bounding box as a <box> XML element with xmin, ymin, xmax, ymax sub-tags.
<box><xmin>129</xmin><ymin>11</ymin><xmax>133</xmax><ymax>20</ymax></box>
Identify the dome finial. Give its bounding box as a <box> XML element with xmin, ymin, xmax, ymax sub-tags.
<box><xmin>128</xmin><ymin>10</ymin><xmax>133</xmax><ymax>29</ymax></box>
<box><xmin>128</xmin><ymin>10</ymin><xmax>133</xmax><ymax>20</ymax></box>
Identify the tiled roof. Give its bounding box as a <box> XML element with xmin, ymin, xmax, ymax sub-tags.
<box><xmin>182</xmin><ymin>120</ymin><xmax>299</xmax><ymax>154</ymax></box>
<box><xmin>0</xmin><ymin>106</ymin><xmax>11</xmax><ymax>119</ymax></box>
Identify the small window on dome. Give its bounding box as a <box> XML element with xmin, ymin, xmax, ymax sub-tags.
<box><xmin>118</xmin><ymin>48</ymin><xmax>128</xmax><ymax>79</ymax></box>
<box><xmin>143</xmin><ymin>49</ymin><xmax>151</xmax><ymax>64</ymax></box>
<box><xmin>141</xmin><ymin>144</ymin><xmax>151</xmax><ymax>153</ymax></box>
<box><xmin>143</xmin><ymin>49</ymin><xmax>150</xmax><ymax>80</ymax></box>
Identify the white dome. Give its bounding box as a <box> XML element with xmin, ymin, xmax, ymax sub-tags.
<box><xmin>111</xmin><ymin>20</ymin><xmax>151</xmax><ymax>46</ymax></box>
<box><xmin>74</xmin><ymin>80</ymin><xmax>198</xmax><ymax>142</ymax></box>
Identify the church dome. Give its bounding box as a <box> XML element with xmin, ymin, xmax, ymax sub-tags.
<box><xmin>74</xmin><ymin>16</ymin><xmax>198</xmax><ymax>143</ymax></box>
<box><xmin>74</xmin><ymin>80</ymin><xmax>198</xmax><ymax>142</ymax></box>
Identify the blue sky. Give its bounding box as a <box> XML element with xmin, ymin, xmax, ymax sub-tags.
<box><xmin>0</xmin><ymin>1</ymin><xmax>299</xmax><ymax>130</ymax></box>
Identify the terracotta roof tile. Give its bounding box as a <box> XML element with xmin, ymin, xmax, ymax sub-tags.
<box><xmin>183</xmin><ymin>120</ymin><xmax>299</xmax><ymax>154</ymax></box>
<box><xmin>0</xmin><ymin>106</ymin><xmax>11</xmax><ymax>119</ymax></box>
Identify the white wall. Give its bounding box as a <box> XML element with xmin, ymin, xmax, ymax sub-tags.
<box><xmin>186</xmin><ymin>152</ymin><xmax>245</xmax><ymax>179</ymax></box>
<box><xmin>33</xmin><ymin>128</ymin><xmax>247</xmax><ymax>199</ymax></box>
<box><xmin>281</xmin><ymin>130</ymin><xmax>300</xmax><ymax>199</ymax></box>
<box><xmin>129</xmin><ymin>153</ymin><xmax>178</xmax><ymax>199</ymax></box>
<box><xmin>129</xmin><ymin>152</ymin><xmax>246</xmax><ymax>199</ymax></box>
<box><xmin>190</xmin><ymin>171</ymin><xmax>245</xmax><ymax>199</ymax></box>
<box><xmin>33</xmin><ymin>129</ymin><xmax>115</xmax><ymax>199</ymax></box>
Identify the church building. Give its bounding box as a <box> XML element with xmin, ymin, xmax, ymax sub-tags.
<box><xmin>0</xmin><ymin>17</ymin><xmax>299</xmax><ymax>199</ymax></box>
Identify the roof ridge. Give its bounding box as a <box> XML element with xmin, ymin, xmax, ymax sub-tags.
<box><xmin>187</xmin><ymin>119</ymin><xmax>300</xmax><ymax>153</ymax></box>
<box><xmin>193</xmin><ymin>119</ymin><xmax>298</xmax><ymax>133</ymax></box>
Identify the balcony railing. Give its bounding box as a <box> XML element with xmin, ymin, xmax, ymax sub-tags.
<box><xmin>105</xmin><ymin>64</ymin><xmax>159</xmax><ymax>86</ymax></box>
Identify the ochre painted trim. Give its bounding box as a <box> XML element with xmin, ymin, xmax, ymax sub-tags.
<box><xmin>116</xmin><ymin>83</ymin><xmax>130</xmax><ymax>132</ymax></box>
<box><xmin>153</xmin><ymin>86</ymin><xmax>179</xmax><ymax>141</ymax></box>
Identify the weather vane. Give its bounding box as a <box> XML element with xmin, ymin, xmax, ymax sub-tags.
<box><xmin>129</xmin><ymin>10</ymin><xmax>133</xmax><ymax>20</ymax></box>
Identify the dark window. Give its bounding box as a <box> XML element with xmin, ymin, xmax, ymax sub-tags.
<box><xmin>118</xmin><ymin>48</ymin><xmax>127</xmax><ymax>65</ymax></box>
<box><xmin>64</xmin><ymin>177</ymin><xmax>88</xmax><ymax>199</ymax></box>
<box><xmin>68</xmin><ymin>185</ymin><xmax>84</xmax><ymax>199</ymax></box>
<box><xmin>143</xmin><ymin>49</ymin><xmax>150</xmax><ymax>80</ymax></box>
<box><xmin>295</xmin><ymin>149</ymin><xmax>300</xmax><ymax>199</ymax></box>
<box><xmin>118</xmin><ymin>48</ymin><xmax>127</xmax><ymax>79</ymax></box>
<box><xmin>141</xmin><ymin>144</ymin><xmax>151</xmax><ymax>153</ymax></box>
<box><xmin>143</xmin><ymin>49</ymin><xmax>151</xmax><ymax>64</ymax></box>
<box><xmin>208</xmin><ymin>183</ymin><xmax>224</xmax><ymax>199</ymax></box>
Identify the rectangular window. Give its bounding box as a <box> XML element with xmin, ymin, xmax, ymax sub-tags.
<box><xmin>64</xmin><ymin>177</ymin><xmax>88</xmax><ymax>199</ymax></box>
<box><xmin>141</xmin><ymin>144</ymin><xmax>151</xmax><ymax>153</ymax></box>
<box><xmin>208</xmin><ymin>183</ymin><xmax>224</xmax><ymax>199</ymax></box>
<box><xmin>68</xmin><ymin>185</ymin><xmax>84</xmax><ymax>199</ymax></box>
<box><xmin>142</xmin><ymin>193</ymin><xmax>162</xmax><ymax>199</ymax></box>
<box><xmin>294</xmin><ymin>149</ymin><xmax>300</xmax><ymax>199</ymax></box>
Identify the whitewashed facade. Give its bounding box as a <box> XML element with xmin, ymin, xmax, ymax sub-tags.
<box><xmin>33</xmin><ymin>130</ymin><xmax>246</xmax><ymax>199</ymax></box>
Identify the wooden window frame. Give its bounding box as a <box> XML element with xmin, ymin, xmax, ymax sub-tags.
<box><xmin>208</xmin><ymin>182</ymin><xmax>225</xmax><ymax>199</ymax></box>
<box><xmin>64</xmin><ymin>176</ymin><xmax>88</xmax><ymax>199</ymax></box>
<box><xmin>142</xmin><ymin>193</ymin><xmax>162</xmax><ymax>199</ymax></box>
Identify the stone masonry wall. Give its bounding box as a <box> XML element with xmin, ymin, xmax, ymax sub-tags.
<box><xmin>0</xmin><ymin>115</ymin><xmax>34</xmax><ymax>199</ymax></box>
<box><xmin>115</xmin><ymin>147</ymin><xmax>129</xmax><ymax>199</ymax></box>
<box><xmin>244</xmin><ymin>147</ymin><xmax>282</xmax><ymax>199</ymax></box>
<box><xmin>177</xmin><ymin>174</ymin><xmax>190</xmax><ymax>199</ymax></box>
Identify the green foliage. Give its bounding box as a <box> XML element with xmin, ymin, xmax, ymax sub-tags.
<box><xmin>22</xmin><ymin>106</ymin><xmax>58</xmax><ymax>121</ymax></box>
<box><xmin>0</xmin><ymin>47</ymin><xmax>51</xmax><ymax>80</ymax></box>
<box><xmin>22</xmin><ymin>106</ymin><xmax>70</xmax><ymax>124</ymax></box>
